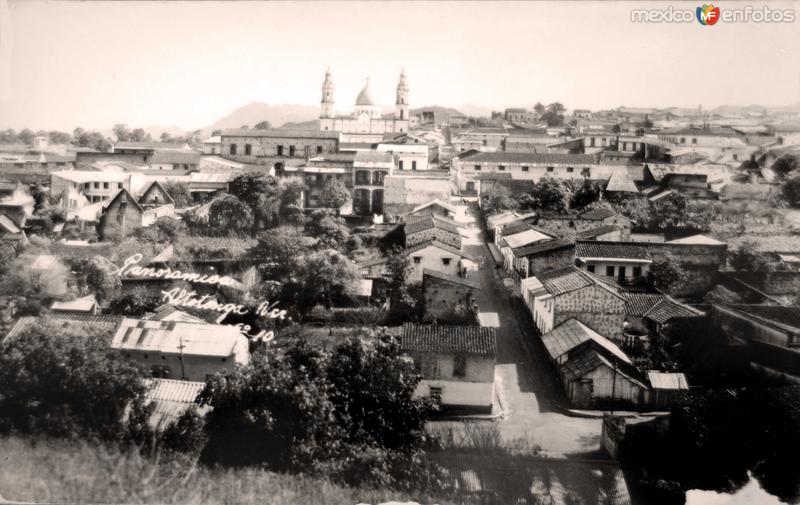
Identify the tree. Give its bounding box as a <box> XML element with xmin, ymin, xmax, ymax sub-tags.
<box><xmin>130</xmin><ymin>128</ymin><xmax>147</xmax><ymax>142</ymax></box>
<box><xmin>568</xmin><ymin>178</ymin><xmax>602</xmax><ymax>208</ymax></box>
<box><xmin>771</xmin><ymin>154</ymin><xmax>799</xmax><ymax>180</ymax></box>
<box><xmin>251</xmin><ymin>226</ymin><xmax>308</xmax><ymax>279</ymax></box>
<box><xmin>648</xmin><ymin>253</ymin><xmax>686</xmax><ymax>295</ymax></box>
<box><xmin>529</xmin><ymin>177</ymin><xmax>568</xmax><ymax>212</ymax></box>
<box><xmin>533</xmin><ymin>102</ymin><xmax>546</xmax><ymax>117</ymax></box>
<box><xmin>229</xmin><ymin>173</ymin><xmax>281</xmax><ymax>233</ymax></box>
<box><xmin>319</xmin><ymin>178</ymin><xmax>350</xmax><ymax>209</ymax></box>
<box><xmin>650</xmin><ymin>193</ymin><xmax>689</xmax><ymax>230</ymax></box>
<box><xmin>208</xmin><ymin>195</ymin><xmax>253</xmax><ymax>236</ymax></box>
<box><xmin>385</xmin><ymin>247</ymin><xmax>420</xmax><ymax>324</ymax></box>
<box><xmin>254</xmin><ymin>120</ymin><xmax>272</xmax><ymax>130</ymax></box>
<box><xmin>0</xmin><ymin>253</ymin><xmax>72</xmax><ymax>312</ymax></box>
<box><xmin>304</xmin><ymin>209</ymin><xmax>350</xmax><ymax>250</ymax></box>
<box><xmin>107</xmin><ymin>289</ymin><xmax>162</xmax><ymax>316</ymax></box>
<box><xmin>113</xmin><ymin>124</ymin><xmax>131</xmax><ymax>142</ymax></box>
<box><xmin>18</xmin><ymin>128</ymin><xmax>35</xmax><ymax>145</ymax></box>
<box><xmin>480</xmin><ymin>184</ymin><xmax>519</xmax><ymax>214</ymax></box>
<box><xmin>729</xmin><ymin>240</ymin><xmax>772</xmax><ymax>272</ymax></box>
<box><xmin>161</xmin><ymin>181</ymin><xmax>193</xmax><ymax>208</ymax></box>
<box><xmin>539</xmin><ymin>102</ymin><xmax>566</xmax><ymax>127</ymax></box>
<box><xmin>83</xmin><ymin>257</ymin><xmax>122</xmax><ymax>302</ymax></box>
<box><xmin>294</xmin><ymin>249</ymin><xmax>359</xmax><ymax>309</ymax></box>
<box><xmin>0</xmin><ymin>329</ymin><xmax>145</xmax><ymax>441</ymax></box>
<box><xmin>161</xmin><ymin>407</ymin><xmax>207</xmax><ymax>454</ymax></box>
<box><xmin>48</xmin><ymin>130</ymin><xmax>71</xmax><ymax>145</ymax></box>
<box><xmin>277</xmin><ymin>178</ymin><xmax>306</xmax><ymax>224</ymax></box>
<box><xmin>778</xmin><ymin>171</ymin><xmax>800</xmax><ymax>208</ymax></box>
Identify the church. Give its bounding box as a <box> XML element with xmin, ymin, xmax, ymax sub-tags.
<box><xmin>319</xmin><ymin>69</ymin><xmax>410</xmax><ymax>135</ymax></box>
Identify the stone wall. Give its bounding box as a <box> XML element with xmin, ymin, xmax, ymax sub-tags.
<box><xmin>221</xmin><ymin>135</ymin><xmax>338</xmax><ymax>162</ymax></box>
<box><xmin>423</xmin><ymin>275</ymin><xmax>475</xmax><ymax>319</ymax></box>
<box><xmin>407</xmin><ymin>227</ymin><xmax>461</xmax><ymax>249</ymax></box>
<box><xmin>554</xmin><ymin>285</ymin><xmax>626</xmax><ymax>339</ymax></box>
<box><xmin>524</xmin><ymin>247</ymin><xmax>575</xmax><ymax>278</ymax></box>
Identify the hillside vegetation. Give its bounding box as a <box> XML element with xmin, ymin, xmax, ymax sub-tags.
<box><xmin>0</xmin><ymin>437</ymin><xmax>439</xmax><ymax>505</ymax></box>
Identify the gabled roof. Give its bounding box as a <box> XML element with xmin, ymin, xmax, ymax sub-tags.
<box><xmin>142</xmin><ymin>378</ymin><xmax>209</xmax><ymax>431</ymax></box>
<box><xmin>644</xmin><ymin>297</ymin><xmax>704</xmax><ymax>324</ymax></box>
<box><xmin>575</xmin><ymin>241</ymin><xmax>651</xmax><ymax>262</ymax></box>
<box><xmin>408</xmin><ymin>198</ymin><xmax>455</xmax><ymax>216</ymax></box>
<box><xmin>405</xmin><ymin>239</ymin><xmax>475</xmax><ymax>261</ymax></box>
<box><xmin>405</xmin><ymin>214</ymin><xmax>460</xmax><ymax>235</ymax></box>
<box><xmin>624</xmin><ymin>293</ymin><xmax>664</xmax><ymax>318</ymax></box>
<box><xmin>542</xmin><ymin>318</ymin><xmax>632</xmax><ymax>364</ymax></box>
<box><xmin>401</xmin><ymin>323</ymin><xmax>496</xmax><ymax>356</ymax></box>
<box><xmin>513</xmin><ymin>237</ymin><xmax>574</xmax><ymax>258</ymax></box>
<box><xmin>220</xmin><ymin>129</ymin><xmax>339</xmax><ymax>139</ymax></box>
<box><xmin>103</xmin><ymin>188</ymin><xmax>144</xmax><ymax>213</ymax></box>
<box><xmin>0</xmin><ymin>214</ymin><xmax>21</xmax><ymax>234</ymax></box>
<box><xmin>560</xmin><ymin>345</ymin><xmax>645</xmax><ymax>388</ymax></box>
<box><xmin>536</xmin><ymin>266</ymin><xmax>625</xmax><ymax>299</ymax></box>
<box><xmin>138</xmin><ymin>180</ymin><xmax>176</xmax><ymax>206</ymax></box>
<box><xmin>720</xmin><ymin>304</ymin><xmax>800</xmax><ymax>333</ymax></box>
<box><xmin>605</xmin><ymin>169</ymin><xmax>639</xmax><ymax>193</ymax></box>
<box><xmin>422</xmin><ymin>268</ymin><xmax>480</xmax><ymax>289</ymax></box>
<box><xmin>666</xmin><ymin>234</ymin><xmax>725</xmax><ymax>246</ymax></box>
<box><xmin>504</xmin><ymin>228</ymin><xmax>552</xmax><ymax>249</ymax></box>
<box><xmin>575</xmin><ymin>224</ymin><xmax>623</xmax><ymax>240</ymax></box>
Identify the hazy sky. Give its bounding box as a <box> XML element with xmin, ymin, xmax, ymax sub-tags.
<box><xmin>0</xmin><ymin>0</ymin><xmax>798</xmax><ymax>131</ymax></box>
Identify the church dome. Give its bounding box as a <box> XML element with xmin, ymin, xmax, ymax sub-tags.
<box><xmin>355</xmin><ymin>78</ymin><xmax>375</xmax><ymax>106</ymax></box>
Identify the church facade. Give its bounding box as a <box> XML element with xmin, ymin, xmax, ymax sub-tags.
<box><xmin>319</xmin><ymin>70</ymin><xmax>410</xmax><ymax>135</ymax></box>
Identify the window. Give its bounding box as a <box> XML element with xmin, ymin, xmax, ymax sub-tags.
<box><xmin>582</xmin><ymin>168</ymin><xmax>591</xmax><ymax>177</ymax></box>
<box><xmin>398</xmin><ymin>160</ymin><xmax>404</xmax><ymax>170</ymax></box>
<box><xmin>453</xmin><ymin>354</ymin><xmax>466</xmax><ymax>377</ymax></box>
<box><xmin>680</xmin><ymin>137</ymin><xmax>686</xmax><ymax>144</ymax></box>
<box><xmin>733</xmin><ymin>154</ymin><xmax>738</xmax><ymax>161</ymax></box>
<box><xmin>317</xmin><ymin>145</ymin><xmax>323</xmax><ymax>155</ymax></box>
<box><xmin>546</xmin><ymin>166</ymin><xmax>554</xmax><ymax>173</ymax></box>
<box><xmin>499</xmin><ymin>165</ymin><xmax>506</xmax><ymax>171</ymax></box>
<box><xmin>474</xmin><ymin>165</ymin><xmax>482</xmax><ymax>171</ymax></box>
<box><xmin>567</xmin><ymin>167</ymin><xmax>574</xmax><ymax>173</ymax></box>
<box><xmin>412</xmin><ymin>160</ymin><xmax>417</xmax><ymax>170</ymax></box>
<box><xmin>587</xmin><ymin>265</ymin><xmax>595</xmax><ymax>273</ymax></box>
<box><xmin>103</xmin><ymin>182</ymin><xmax>109</xmax><ymax>189</ymax></box>
<box><xmin>230</xmin><ymin>144</ymin><xmax>237</xmax><ymax>155</ymax></box>
<box><xmin>522</xmin><ymin>166</ymin><xmax>529</xmax><ymax>172</ymax></box>
<box><xmin>442</xmin><ymin>258</ymin><xmax>451</xmax><ymax>266</ymax></box>
<box><xmin>482</xmin><ymin>140</ymin><xmax>487</xmax><ymax>146</ymax></box>
<box><xmin>633</xmin><ymin>266</ymin><xmax>642</xmax><ymax>278</ymax></box>
<box><xmin>289</xmin><ymin>145</ymin><xmax>296</xmax><ymax>157</ymax></box>
<box><xmin>94</xmin><ymin>182</ymin><xmax>99</xmax><ymax>189</ymax></box>
<box><xmin>118</xmin><ymin>182</ymin><xmax>123</xmax><ymax>189</ymax></box>
<box><xmin>429</xmin><ymin>386</ymin><xmax>443</xmax><ymax>402</ymax></box>
<box><xmin>590</xmin><ymin>137</ymin><xmax>596</xmax><ymax>147</ymax></box>
<box><xmin>245</xmin><ymin>144</ymin><xmax>252</xmax><ymax>156</ymax></box>
<box><xmin>277</xmin><ymin>145</ymin><xmax>284</xmax><ymax>156</ymax></box>
<box><xmin>692</xmin><ymin>138</ymin><xmax>697</xmax><ymax>145</ymax></box>
<box><xmin>622</xmin><ymin>142</ymin><xmax>628</xmax><ymax>151</ymax></box>
<box><xmin>413</xmin><ymin>256</ymin><xmax>422</xmax><ymax>264</ymax></box>
<box><xmin>606</xmin><ymin>266</ymin><xmax>615</xmax><ymax>276</ymax></box>
<box><xmin>579</xmin><ymin>378</ymin><xmax>594</xmax><ymax>394</ymax></box>
<box><xmin>618</xmin><ymin>266</ymin><xmax>626</xmax><ymax>277</ymax></box>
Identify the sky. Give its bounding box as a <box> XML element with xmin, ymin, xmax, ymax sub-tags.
<box><xmin>0</xmin><ymin>0</ymin><xmax>798</xmax><ymax>132</ymax></box>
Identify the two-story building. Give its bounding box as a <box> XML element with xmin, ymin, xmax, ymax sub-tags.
<box><xmin>220</xmin><ymin>129</ymin><xmax>340</xmax><ymax>167</ymax></box>
<box><xmin>401</xmin><ymin>323</ymin><xmax>496</xmax><ymax>413</ymax></box>
<box><xmin>406</xmin><ymin>239</ymin><xmax>476</xmax><ymax>283</ymax></box>
<box><xmin>404</xmin><ymin>214</ymin><xmax>462</xmax><ymax>249</ymax></box>
<box><xmin>422</xmin><ymin>269</ymin><xmax>479</xmax><ymax>321</ymax></box>
<box><xmin>352</xmin><ymin>151</ymin><xmax>395</xmax><ymax>215</ymax></box>
<box><xmin>574</xmin><ymin>241</ymin><xmax>652</xmax><ymax>284</ymax></box>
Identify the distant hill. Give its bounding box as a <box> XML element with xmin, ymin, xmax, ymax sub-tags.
<box><xmin>278</xmin><ymin>119</ymin><xmax>320</xmax><ymax>130</ymax></box>
<box><xmin>204</xmin><ymin>102</ymin><xmax>319</xmax><ymax>134</ymax></box>
<box><xmin>456</xmin><ymin>103</ymin><xmax>492</xmax><ymax>118</ymax></box>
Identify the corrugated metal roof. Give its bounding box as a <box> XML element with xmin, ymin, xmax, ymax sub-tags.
<box><xmin>111</xmin><ymin>318</ymin><xmax>244</xmax><ymax>357</ymax></box>
<box><xmin>401</xmin><ymin>323</ymin><xmax>496</xmax><ymax>356</ymax></box>
<box><xmin>4</xmin><ymin>313</ymin><xmax>124</xmax><ymax>343</ymax></box>
<box><xmin>505</xmin><ymin>229</ymin><xmax>551</xmax><ymax>249</ymax></box>
<box><xmin>647</xmin><ymin>371</ymin><xmax>689</xmax><ymax>390</ymax></box>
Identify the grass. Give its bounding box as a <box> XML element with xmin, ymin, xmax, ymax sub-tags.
<box><xmin>0</xmin><ymin>437</ymin><xmax>439</xmax><ymax>505</ymax></box>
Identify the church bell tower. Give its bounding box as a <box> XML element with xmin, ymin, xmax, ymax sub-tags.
<box><xmin>395</xmin><ymin>69</ymin><xmax>410</xmax><ymax>123</ymax></box>
<box><xmin>320</xmin><ymin>68</ymin><xmax>335</xmax><ymax>119</ymax></box>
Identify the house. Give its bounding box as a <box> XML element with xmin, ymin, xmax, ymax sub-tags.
<box><xmin>0</xmin><ymin>214</ymin><xmax>26</xmax><ymax>248</ymax></box>
<box><xmin>405</xmin><ymin>198</ymin><xmax>457</xmax><ymax>220</ymax></box>
<box><xmin>98</xmin><ymin>188</ymin><xmax>175</xmax><ymax>241</ymax></box>
<box><xmin>401</xmin><ymin>323</ymin><xmax>496</xmax><ymax>413</ymax></box>
<box><xmin>0</xmin><ymin>180</ymin><xmax>34</xmax><ymax>226</ymax></box>
<box><xmin>111</xmin><ymin>318</ymin><xmax>250</xmax><ymax>382</ymax></box>
<box><xmin>200</xmin><ymin>136</ymin><xmax>222</xmax><ymax>155</ymax></box>
<box><xmin>422</xmin><ymin>269</ymin><xmax>479</xmax><ymax>321</ymax></box>
<box><xmin>377</xmin><ymin>142</ymin><xmax>429</xmax><ymax>171</ymax></box>
<box><xmin>645</xmin><ymin>371</ymin><xmax>689</xmax><ymax>409</ymax></box>
<box><xmin>574</xmin><ymin>241</ymin><xmax>652</xmax><ymax>284</ymax></box>
<box><xmin>141</xmin><ymin>378</ymin><xmax>210</xmax><ymax>431</ymax></box>
<box><xmin>535</xmin><ymin>208</ymin><xmax>633</xmax><ymax>241</ymax></box>
<box><xmin>51</xmin><ymin>170</ymin><xmax>131</xmax><ymax>205</ymax></box>
<box><xmin>623</xmin><ymin>293</ymin><xmax>704</xmax><ymax>351</ymax></box>
<box><xmin>712</xmin><ymin>304</ymin><xmax>800</xmax><ymax>379</ymax></box>
<box><xmin>540</xmin><ymin>318</ymin><xmax>647</xmax><ymax>408</ymax></box>
<box><xmin>50</xmin><ymin>294</ymin><xmax>100</xmax><ymax>315</ymax></box>
<box><xmin>406</xmin><ymin>239</ymin><xmax>476</xmax><ymax>283</ymax></box>
<box><xmin>383</xmin><ymin>172</ymin><xmax>453</xmax><ymax>214</ymax></box>
<box><xmin>404</xmin><ymin>214</ymin><xmax>462</xmax><ymax>249</ymax></box>
<box><xmin>499</xmin><ymin>226</ymin><xmax>554</xmax><ymax>275</ymax></box>
<box><xmin>148</xmin><ymin>150</ymin><xmax>201</xmax><ymax>172</ymax></box>
<box><xmin>485</xmin><ymin>210</ymin><xmax>535</xmax><ymax>242</ymax></box>
<box><xmin>522</xmin><ymin>266</ymin><xmax>628</xmax><ymax>340</ymax></box>
<box><xmin>352</xmin><ymin>151</ymin><xmax>395</xmax><ymax>215</ymax></box>
<box><xmin>219</xmin><ymin>129</ymin><xmax>340</xmax><ymax>165</ymax></box>
<box><xmin>494</xmin><ymin>215</ymin><xmax>539</xmax><ymax>248</ymax></box>
<box><xmin>604</xmin><ymin>169</ymin><xmax>640</xmax><ymax>195</ymax></box>
<box><xmin>512</xmin><ymin>237</ymin><xmax>575</xmax><ymax>279</ymax></box>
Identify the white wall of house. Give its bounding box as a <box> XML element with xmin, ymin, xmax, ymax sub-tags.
<box><xmin>414</xmin><ymin>379</ymin><xmax>494</xmax><ymax>408</ymax></box>
<box><xmin>407</xmin><ymin>244</ymin><xmax>464</xmax><ymax>282</ymax></box>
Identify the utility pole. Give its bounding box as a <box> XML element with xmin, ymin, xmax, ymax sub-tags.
<box><xmin>178</xmin><ymin>335</ymin><xmax>186</xmax><ymax>380</ymax></box>
<box><xmin>610</xmin><ymin>356</ymin><xmax>617</xmax><ymax>416</ymax></box>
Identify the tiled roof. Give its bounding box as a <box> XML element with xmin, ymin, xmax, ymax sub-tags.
<box><xmin>725</xmin><ymin>304</ymin><xmax>800</xmax><ymax>331</ymax></box>
<box><xmin>354</xmin><ymin>151</ymin><xmax>394</xmax><ymax>164</ymax></box>
<box><xmin>728</xmin><ymin>235</ymin><xmax>800</xmax><ymax>254</ymax></box>
<box><xmin>500</xmin><ymin>220</ymin><xmax>536</xmax><ymax>237</ymax></box>
<box><xmin>401</xmin><ymin>323</ymin><xmax>496</xmax><ymax>356</ymax></box>
<box><xmin>561</xmin><ymin>345</ymin><xmax>643</xmax><ymax>387</ymax></box>
<box><xmin>408</xmin><ymin>198</ymin><xmax>455</xmax><ymax>215</ymax></box>
<box><xmin>579</xmin><ymin>208</ymin><xmax>617</xmax><ymax>220</ymax></box>
<box><xmin>405</xmin><ymin>239</ymin><xmax>475</xmax><ymax>260</ymax></box>
<box><xmin>513</xmin><ymin>237</ymin><xmax>574</xmax><ymax>258</ymax></box>
<box><xmin>422</xmin><ymin>268</ymin><xmax>480</xmax><ymax>289</ymax></box>
<box><xmin>643</xmin><ymin>297</ymin><xmax>704</xmax><ymax>324</ymax></box>
<box><xmin>143</xmin><ymin>378</ymin><xmax>209</xmax><ymax>431</ymax></box>
<box><xmin>624</xmin><ymin>293</ymin><xmax>664</xmax><ymax>317</ymax></box>
<box><xmin>4</xmin><ymin>313</ymin><xmax>124</xmax><ymax>343</ymax></box>
<box><xmin>405</xmin><ymin>214</ymin><xmax>460</xmax><ymax>235</ymax></box>
<box><xmin>575</xmin><ymin>241</ymin><xmax>651</xmax><ymax>261</ymax></box>
<box><xmin>536</xmin><ymin>266</ymin><xmax>625</xmax><ymax>298</ymax></box>
<box><xmin>575</xmin><ymin>224</ymin><xmax>623</xmax><ymax>240</ymax></box>
<box><xmin>459</xmin><ymin>151</ymin><xmax>599</xmax><ymax>165</ymax></box>
<box><xmin>220</xmin><ymin>129</ymin><xmax>339</xmax><ymax>139</ymax></box>
<box><xmin>541</xmin><ymin>318</ymin><xmax>602</xmax><ymax>361</ymax></box>
<box><xmin>605</xmin><ymin>169</ymin><xmax>639</xmax><ymax>193</ymax></box>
